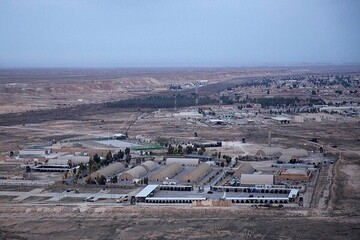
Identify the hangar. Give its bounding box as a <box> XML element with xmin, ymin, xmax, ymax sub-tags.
<box><xmin>233</xmin><ymin>162</ymin><xmax>255</xmax><ymax>178</ymax></box>
<box><xmin>150</xmin><ymin>163</ymin><xmax>183</xmax><ymax>182</ymax></box>
<box><xmin>182</xmin><ymin>163</ymin><xmax>211</xmax><ymax>183</ymax></box>
<box><xmin>166</xmin><ymin>157</ymin><xmax>199</xmax><ymax>166</ymax></box>
<box><xmin>141</xmin><ymin>160</ymin><xmax>157</xmax><ymax>172</ymax></box>
<box><xmin>119</xmin><ymin>165</ymin><xmax>147</xmax><ymax>181</ymax></box>
<box><xmin>90</xmin><ymin>162</ymin><xmax>125</xmax><ymax>180</ymax></box>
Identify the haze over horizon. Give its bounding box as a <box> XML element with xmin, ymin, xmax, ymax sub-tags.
<box><xmin>1</xmin><ymin>0</ymin><xmax>360</xmax><ymax>68</ymax></box>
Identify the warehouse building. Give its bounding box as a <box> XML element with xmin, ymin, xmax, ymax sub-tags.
<box><xmin>47</xmin><ymin>155</ymin><xmax>89</xmax><ymax>165</ymax></box>
<box><xmin>166</xmin><ymin>157</ymin><xmax>199</xmax><ymax>166</ymax></box>
<box><xmin>150</xmin><ymin>163</ymin><xmax>183</xmax><ymax>182</ymax></box>
<box><xmin>277</xmin><ymin>169</ymin><xmax>312</xmax><ymax>181</ymax></box>
<box><xmin>119</xmin><ymin>165</ymin><xmax>147</xmax><ymax>181</ymax></box>
<box><xmin>233</xmin><ymin>162</ymin><xmax>255</xmax><ymax>179</ymax></box>
<box><xmin>141</xmin><ymin>160</ymin><xmax>157</xmax><ymax>172</ymax></box>
<box><xmin>182</xmin><ymin>163</ymin><xmax>211</xmax><ymax>183</ymax></box>
<box><xmin>90</xmin><ymin>162</ymin><xmax>125</xmax><ymax>181</ymax></box>
<box><xmin>240</xmin><ymin>174</ymin><xmax>274</xmax><ymax>186</ymax></box>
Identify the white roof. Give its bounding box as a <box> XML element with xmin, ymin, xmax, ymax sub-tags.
<box><xmin>173</xmin><ymin>112</ymin><xmax>203</xmax><ymax>118</ymax></box>
<box><xmin>271</xmin><ymin>116</ymin><xmax>291</xmax><ymax>121</ymax></box>
<box><xmin>135</xmin><ymin>184</ymin><xmax>159</xmax><ymax>198</ymax></box>
<box><xmin>288</xmin><ymin>189</ymin><xmax>299</xmax><ymax>198</ymax></box>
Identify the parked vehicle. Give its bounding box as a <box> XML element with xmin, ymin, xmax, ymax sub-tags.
<box><xmin>85</xmin><ymin>196</ymin><xmax>95</xmax><ymax>202</ymax></box>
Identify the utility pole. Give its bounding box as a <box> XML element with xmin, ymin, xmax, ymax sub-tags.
<box><xmin>174</xmin><ymin>94</ymin><xmax>177</xmax><ymax>111</ymax></box>
<box><xmin>195</xmin><ymin>85</ymin><xmax>199</xmax><ymax>106</ymax></box>
<box><xmin>268</xmin><ymin>128</ymin><xmax>272</xmax><ymax>147</ymax></box>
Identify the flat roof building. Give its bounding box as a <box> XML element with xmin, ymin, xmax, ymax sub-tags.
<box><xmin>277</xmin><ymin>169</ymin><xmax>311</xmax><ymax>181</ymax></box>
<box><xmin>240</xmin><ymin>174</ymin><xmax>274</xmax><ymax>186</ymax></box>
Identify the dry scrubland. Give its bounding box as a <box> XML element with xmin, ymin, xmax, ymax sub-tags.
<box><xmin>0</xmin><ymin>67</ymin><xmax>360</xmax><ymax>239</ymax></box>
<box><xmin>0</xmin><ymin>205</ymin><xmax>359</xmax><ymax>240</ymax></box>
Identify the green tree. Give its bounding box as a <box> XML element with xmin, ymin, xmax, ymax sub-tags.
<box><xmin>185</xmin><ymin>146</ymin><xmax>194</xmax><ymax>154</ymax></box>
<box><xmin>144</xmin><ymin>177</ymin><xmax>149</xmax><ymax>185</ymax></box>
<box><xmin>97</xmin><ymin>175</ymin><xmax>107</xmax><ymax>185</ymax></box>
<box><xmin>106</xmin><ymin>150</ymin><xmax>113</xmax><ymax>162</ymax></box>
<box><xmin>86</xmin><ymin>175</ymin><xmax>93</xmax><ymax>184</ymax></box>
<box><xmin>125</xmin><ymin>147</ymin><xmax>131</xmax><ymax>156</ymax></box>
<box><xmin>93</xmin><ymin>153</ymin><xmax>101</xmax><ymax>164</ymax></box>
<box><xmin>167</xmin><ymin>144</ymin><xmax>175</xmax><ymax>155</ymax></box>
<box><xmin>111</xmin><ymin>175</ymin><xmax>118</xmax><ymax>183</ymax></box>
<box><xmin>177</xmin><ymin>145</ymin><xmax>183</xmax><ymax>155</ymax></box>
<box><xmin>198</xmin><ymin>146</ymin><xmax>206</xmax><ymax>155</ymax></box>
<box><xmin>79</xmin><ymin>162</ymin><xmax>86</xmax><ymax>171</ymax></box>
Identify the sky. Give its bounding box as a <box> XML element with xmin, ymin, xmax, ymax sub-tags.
<box><xmin>0</xmin><ymin>0</ymin><xmax>360</xmax><ymax>68</ymax></box>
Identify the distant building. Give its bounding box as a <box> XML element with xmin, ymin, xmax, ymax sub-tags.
<box><xmin>166</xmin><ymin>157</ymin><xmax>199</xmax><ymax>166</ymax></box>
<box><xmin>173</xmin><ymin>112</ymin><xmax>203</xmax><ymax>119</ymax></box>
<box><xmin>113</xmin><ymin>134</ymin><xmax>126</xmax><ymax>140</ymax></box>
<box><xmin>271</xmin><ymin>116</ymin><xmax>291</xmax><ymax>124</ymax></box>
<box><xmin>240</xmin><ymin>174</ymin><xmax>274</xmax><ymax>186</ymax></box>
<box><xmin>277</xmin><ymin>169</ymin><xmax>311</xmax><ymax>181</ymax></box>
<box><xmin>19</xmin><ymin>149</ymin><xmax>47</xmax><ymax>158</ymax></box>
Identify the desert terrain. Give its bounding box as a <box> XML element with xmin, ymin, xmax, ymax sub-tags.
<box><xmin>0</xmin><ymin>67</ymin><xmax>359</xmax><ymax>239</ymax></box>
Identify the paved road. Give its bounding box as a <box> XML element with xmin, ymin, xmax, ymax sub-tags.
<box><xmin>0</xmin><ymin>189</ymin><xmax>127</xmax><ymax>202</ymax></box>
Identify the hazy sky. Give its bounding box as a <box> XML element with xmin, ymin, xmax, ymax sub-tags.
<box><xmin>1</xmin><ymin>0</ymin><xmax>360</xmax><ymax>67</ymax></box>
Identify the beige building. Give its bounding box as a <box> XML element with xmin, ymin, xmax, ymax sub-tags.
<box><xmin>119</xmin><ymin>165</ymin><xmax>147</xmax><ymax>181</ymax></box>
<box><xmin>240</xmin><ymin>174</ymin><xmax>274</xmax><ymax>185</ymax></box>
<box><xmin>141</xmin><ymin>160</ymin><xmax>157</xmax><ymax>172</ymax></box>
<box><xmin>150</xmin><ymin>163</ymin><xmax>183</xmax><ymax>182</ymax></box>
<box><xmin>90</xmin><ymin>162</ymin><xmax>125</xmax><ymax>181</ymax></box>
<box><xmin>182</xmin><ymin>163</ymin><xmax>211</xmax><ymax>183</ymax></box>
<box><xmin>277</xmin><ymin>169</ymin><xmax>311</xmax><ymax>181</ymax></box>
<box><xmin>166</xmin><ymin>157</ymin><xmax>199</xmax><ymax>166</ymax></box>
<box><xmin>233</xmin><ymin>162</ymin><xmax>255</xmax><ymax>179</ymax></box>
